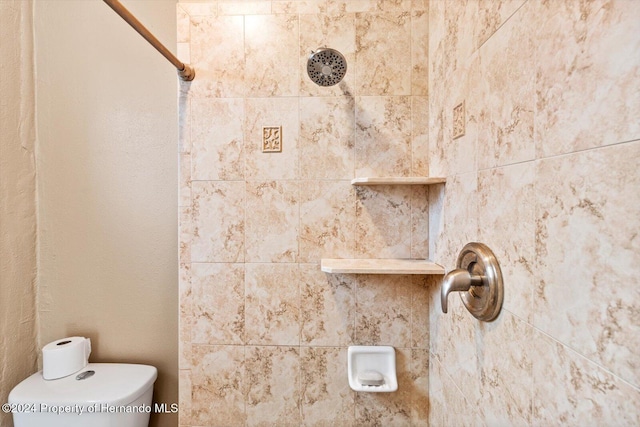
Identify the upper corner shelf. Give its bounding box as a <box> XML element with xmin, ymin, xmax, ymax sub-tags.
<box><xmin>351</xmin><ymin>177</ymin><xmax>446</xmax><ymax>186</ymax></box>
<box><xmin>321</xmin><ymin>258</ymin><xmax>445</xmax><ymax>275</ymax></box>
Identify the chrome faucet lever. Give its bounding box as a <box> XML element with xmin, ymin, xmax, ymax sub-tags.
<box><xmin>440</xmin><ymin>269</ymin><xmax>484</xmax><ymax>313</ymax></box>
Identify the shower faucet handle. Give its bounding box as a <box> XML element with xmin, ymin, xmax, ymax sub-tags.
<box><xmin>440</xmin><ymin>269</ymin><xmax>484</xmax><ymax>313</ymax></box>
<box><xmin>440</xmin><ymin>242</ymin><xmax>504</xmax><ymax>321</ymax></box>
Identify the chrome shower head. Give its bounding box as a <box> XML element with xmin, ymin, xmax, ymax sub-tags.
<box><xmin>307</xmin><ymin>48</ymin><xmax>347</xmax><ymax>87</ymax></box>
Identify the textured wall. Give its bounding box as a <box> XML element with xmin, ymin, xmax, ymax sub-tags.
<box><xmin>177</xmin><ymin>0</ymin><xmax>432</xmax><ymax>425</ymax></box>
<box><xmin>0</xmin><ymin>1</ymin><xmax>38</xmax><ymax>426</ymax></box>
<box><xmin>33</xmin><ymin>1</ymin><xmax>178</xmax><ymax>426</ymax></box>
<box><xmin>428</xmin><ymin>0</ymin><xmax>640</xmax><ymax>425</ymax></box>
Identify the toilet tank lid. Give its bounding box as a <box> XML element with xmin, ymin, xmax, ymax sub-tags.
<box><xmin>8</xmin><ymin>363</ymin><xmax>157</xmax><ymax>407</ymax></box>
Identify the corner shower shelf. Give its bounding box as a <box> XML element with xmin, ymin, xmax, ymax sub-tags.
<box><xmin>321</xmin><ymin>258</ymin><xmax>445</xmax><ymax>275</ymax></box>
<box><xmin>351</xmin><ymin>177</ymin><xmax>446</xmax><ymax>186</ymax></box>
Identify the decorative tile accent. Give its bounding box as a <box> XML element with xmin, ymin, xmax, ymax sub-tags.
<box><xmin>262</xmin><ymin>126</ymin><xmax>282</xmax><ymax>153</ymax></box>
<box><xmin>452</xmin><ymin>101</ymin><xmax>465</xmax><ymax>139</ymax></box>
<box><xmin>245</xmin><ymin>98</ymin><xmax>298</xmax><ymax>180</ymax></box>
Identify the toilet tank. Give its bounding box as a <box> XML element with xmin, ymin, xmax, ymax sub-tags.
<box><xmin>8</xmin><ymin>363</ymin><xmax>157</xmax><ymax>427</ymax></box>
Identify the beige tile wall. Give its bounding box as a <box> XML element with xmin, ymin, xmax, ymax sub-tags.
<box><xmin>429</xmin><ymin>0</ymin><xmax>640</xmax><ymax>425</ymax></box>
<box><xmin>178</xmin><ymin>1</ymin><xmax>433</xmax><ymax>425</ymax></box>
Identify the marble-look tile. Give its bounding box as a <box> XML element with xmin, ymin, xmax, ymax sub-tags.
<box><xmin>478</xmin><ymin>162</ymin><xmax>535</xmax><ymax>322</ymax></box>
<box><xmin>189</xmin><ymin>15</ymin><xmax>245</xmax><ymax>98</ymax></box>
<box><xmin>429</xmin><ymin>0</ymin><xmax>477</xmax><ymax>85</ymax></box>
<box><xmin>411</xmin><ymin>96</ymin><xmax>429</xmax><ymax>176</ymax></box>
<box><xmin>191</xmin><ymin>263</ymin><xmax>244</xmax><ymax>345</ymax></box>
<box><xmin>429</xmin><ymin>56</ymin><xmax>476</xmax><ymax>177</ymax></box>
<box><xmin>300</xmin><ymin>347</ymin><xmax>355</xmax><ymax>426</ymax></box>
<box><xmin>299</xmin><ymin>180</ymin><xmax>356</xmax><ymax>263</ymax></box>
<box><xmin>244</xmin><ymin>98</ymin><xmax>299</xmax><ymax>180</ymax></box>
<box><xmin>178</xmin><ymin>369</ymin><xmax>192</xmax><ymax>425</ymax></box>
<box><xmin>245</xmin><ymin>181</ymin><xmax>299</xmax><ymax>263</ymax></box>
<box><xmin>535</xmin><ymin>142</ymin><xmax>640</xmax><ymax>387</ymax></box>
<box><xmin>355</xmin><ymin>96</ymin><xmax>411</xmax><ymax>177</ymax></box>
<box><xmin>411</xmin><ymin>349</ymin><xmax>430</xmax><ymax>426</ymax></box>
<box><xmin>411</xmin><ymin>275</ymin><xmax>431</xmax><ymax>348</ymax></box>
<box><xmin>191</xmin><ymin>181</ymin><xmax>245</xmax><ymax>262</ymax></box>
<box><xmin>245</xmin><ymin>263</ymin><xmax>300</xmax><ymax>345</ymax></box>
<box><xmin>177</xmin><ymin>4</ymin><xmax>190</xmax><ymax>43</ymax></box>
<box><xmin>430</xmin><ymin>292</ymin><xmax>482</xmax><ymax>410</ymax></box>
<box><xmin>179</xmin><ymin>153</ymin><xmax>191</xmax><ymax>207</ymax></box>
<box><xmin>299</xmin><ymin>97</ymin><xmax>355</xmax><ymax>180</ymax></box>
<box><xmin>179</xmin><ymin>262</ymin><xmax>192</xmax><ymax>370</ymax></box>
<box><xmin>191</xmin><ymin>97</ymin><xmax>244</xmax><ymax>180</ymax></box>
<box><xmin>532</xmin><ymin>330</ymin><xmax>640</xmax><ymax>426</ymax></box>
<box><xmin>431</xmin><ymin>172</ymin><xmax>478</xmax><ymax>270</ymax></box>
<box><xmin>411</xmin><ymin>10</ymin><xmax>429</xmax><ymax>96</ymax></box>
<box><xmin>245</xmin><ymin>14</ymin><xmax>299</xmax><ymax>97</ymax></box>
<box><xmin>299</xmin><ymin>14</ymin><xmax>355</xmax><ymax>96</ymax></box>
<box><xmin>476</xmin><ymin>1</ymin><xmax>535</xmax><ymax>169</ymax></box>
<box><xmin>190</xmin><ymin>345</ymin><xmax>246</xmax><ymax>426</ymax></box>
<box><xmin>355</xmin><ymin>185</ymin><xmax>412</xmax><ymax>259</ymax></box>
<box><xmin>356</xmin><ymin>12</ymin><xmax>411</xmax><ymax>95</ymax></box>
<box><xmin>410</xmin><ymin>185</ymin><xmax>429</xmax><ymax>259</ymax></box>
<box><xmin>355</xmin><ymin>275</ymin><xmax>412</xmax><ymax>347</ymax></box>
<box><xmin>178</xmin><ymin>96</ymin><xmax>190</xmax><ymax>154</ymax></box>
<box><xmin>328</xmin><ymin>0</ymin><xmax>411</xmax><ymax>15</ymax></box>
<box><xmin>245</xmin><ymin>346</ymin><xmax>301</xmax><ymax>427</ymax></box>
<box><xmin>441</xmin><ymin>367</ymin><xmax>484</xmax><ymax>427</ymax></box>
<box><xmin>535</xmin><ymin>0</ymin><xmax>640</xmax><ymax>157</ymax></box>
<box><xmin>273</xmin><ymin>1</ymin><xmax>328</xmax><ymax>15</ymax></box>
<box><xmin>428</xmin><ymin>182</ymin><xmax>445</xmax><ymax>262</ymax></box>
<box><xmin>218</xmin><ymin>1</ymin><xmax>271</xmax><ymax>16</ymax></box>
<box><xmin>179</xmin><ymin>2</ymin><xmax>217</xmax><ymax>17</ymax></box>
<box><xmin>428</xmin><ymin>353</ymin><xmax>445</xmax><ymax>427</ymax></box>
<box><xmin>474</xmin><ymin>0</ymin><xmax>526</xmax><ymax>48</ymax></box>
<box><xmin>299</xmin><ymin>264</ymin><xmax>355</xmax><ymax>346</ymax></box>
<box><xmin>476</xmin><ymin>311</ymin><xmax>533</xmax><ymax>426</ymax></box>
<box><xmin>179</xmin><ymin>206</ymin><xmax>192</xmax><ymax>266</ymax></box>
<box><xmin>355</xmin><ymin>347</ymin><xmax>412</xmax><ymax>426</ymax></box>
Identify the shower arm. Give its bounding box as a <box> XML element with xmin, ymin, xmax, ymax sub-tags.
<box><xmin>102</xmin><ymin>0</ymin><xmax>195</xmax><ymax>81</ymax></box>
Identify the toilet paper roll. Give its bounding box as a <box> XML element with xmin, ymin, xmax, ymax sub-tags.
<box><xmin>42</xmin><ymin>337</ymin><xmax>91</xmax><ymax>380</ymax></box>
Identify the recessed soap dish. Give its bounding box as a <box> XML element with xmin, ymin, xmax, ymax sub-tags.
<box><xmin>347</xmin><ymin>346</ymin><xmax>397</xmax><ymax>392</ymax></box>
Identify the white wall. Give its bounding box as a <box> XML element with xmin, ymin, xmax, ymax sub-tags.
<box><xmin>0</xmin><ymin>1</ymin><xmax>38</xmax><ymax>426</ymax></box>
<box><xmin>33</xmin><ymin>1</ymin><xmax>178</xmax><ymax>426</ymax></box>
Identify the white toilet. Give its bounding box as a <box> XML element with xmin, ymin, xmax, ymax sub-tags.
<box><xmin>8</xmin><ymin>363</ymin><xmax>157</xmax><ymax>427</ymax></box>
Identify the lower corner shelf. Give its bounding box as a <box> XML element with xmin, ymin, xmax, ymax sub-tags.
<box><xmin>320</xmin><ymin>258</ymin><xmax>445</xmax><ymax>275</ymax></box>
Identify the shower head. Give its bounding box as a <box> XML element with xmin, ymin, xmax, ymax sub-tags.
<box><xmin>307</xmin><ymin>48</ymin><xmax>347</xmax><ymax>87</ymax></box>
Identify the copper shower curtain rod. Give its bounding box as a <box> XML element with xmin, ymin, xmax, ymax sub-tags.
<box><xmin>103</xmin><ymin>0</ymin><xmax>195</xmax><ymax>81</ymax></box>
